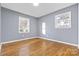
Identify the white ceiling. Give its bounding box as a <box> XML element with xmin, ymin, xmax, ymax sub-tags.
<box><xmin>1</xmin><ymin>3</ymin><xmax>75</xmax><ymax>17</ymax></box>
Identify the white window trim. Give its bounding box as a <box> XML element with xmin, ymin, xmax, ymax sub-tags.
<box><xmin>19</xmin><ymin>16</ymin><xmax>30</xmax><ymax>33</ymax></box>
<box><xmin>55</xmin><ymin>11</ymin><xmax>71</xmax><ymax>29</ymax></box>
<box><xmin>42</xmin><ymin>22</ymin><xmax>46</xmax><ymax>35</ymax></box>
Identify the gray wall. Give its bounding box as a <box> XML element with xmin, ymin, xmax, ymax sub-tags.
<box><xmin>1</xmin><ymin>7</ymin><xmax>37</xmax><ymax>42</ymax></box>
<box><xmin>1</xmin><ymin>4</ymin><xmax>78</xmax><ymax>45</ymax></box>
<box><xmin>78</xmin><ymin>3</ymin><xmax>79</xmax><ymax>47</ymax></box>
<box><xmin>38</xmin><ymin>4</ymin><xmax>78</xmax><ymax>44</ymax></box>
<box><xmin>0</xmin><ymin>4</ymin><xmax>1</xmax><ymax>42</ymax></box>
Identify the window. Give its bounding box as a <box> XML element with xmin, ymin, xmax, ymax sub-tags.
<box><xmin>42</xmin><ymin>22</ymin><xmax>46</xmax><ymax>34</ymax></box>
<box><xmin>19</xmin><ymin>16</ymin><xmax>30</xmax><ymax>33</ymax></box>
<box><xmin>55</xmin><ymin>11</ymin><xmax>71</xmax><ymax>28</ymax></box>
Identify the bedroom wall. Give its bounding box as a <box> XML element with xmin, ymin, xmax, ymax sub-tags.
<box><xmin>1</xmin><ymin>4</ymin><xmax>78</xmax><ymax>45</ymax></box>
<box><xmin>0</xmin><ymin>4</ymin><xmax>1</xmax><ymax>42</ymax></box>
<box><xmin>38</xmin><ymin>4</ymin><xmax>78</xmax><ymax>44</ymax></box>
<box><xmin>78</xmin><ymin>4</ymin><xmax>79</xmax><ymax>47</ymax></box>
<box><xmin>1</xmin><ymin>7</ymin><xmax>37</xmax><ymax>42</ymax></box>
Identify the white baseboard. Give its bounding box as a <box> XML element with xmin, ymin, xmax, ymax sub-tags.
<box><xmin>0</xmin><ymin>37</ymin><xmax>78</xmax><ymax>49</ymax></box>
<box><xmin>0</xmin><ymin>37</ymin><xmax>37</xmax><ymax>45</ymax></box>
<box><xmin>0</xmin><ymin>37</ymin><xmax>37</xmax><ymax>50</ymax></box>
<box><xmin>39</xmin><ymin>37</ymin><xmax>78</xmax><ymax>47</ymax></box>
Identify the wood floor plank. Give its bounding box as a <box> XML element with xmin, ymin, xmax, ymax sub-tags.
<box><xmin>0</xmin><ymin>38</ymin><xmax>79</xmax><ymax>56</ymax></box>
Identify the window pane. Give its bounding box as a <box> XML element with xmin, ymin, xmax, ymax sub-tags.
<box><xmin>55</xmin><ymin>11</ymin><xmax>71</xmax><ymax>28</ymax></box>
<box><xmin>19</xmin><ymin>16</ymin><xmax>30</xmax><ymax>33</ymax></box>
<box><xmin>42</xmin><ymin>22</ymin><xmax>46</xmax><ymax>34</ymax></box>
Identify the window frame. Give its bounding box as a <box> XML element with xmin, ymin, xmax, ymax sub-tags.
<box><xmin>19</xmin><ymin>16</ymin><xmax>30</xmax><ymax>33</ymax></box>
<box><xmin>55</xmin><ymin>11</ymin><xmax>71</xmax><ymax>29</ymax></box>
<box><xmin>42</xmin><ymin>22</ymin><xmax>46</xmax><ymax>35</ymax></box>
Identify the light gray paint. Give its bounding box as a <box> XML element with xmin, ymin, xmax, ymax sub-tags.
<box><xmin>1</xmin><ymin>3</ymin><xmax>75</xmax><ymax>17</ymax></box>
<box><xmin>1</xmin><ymin>7</ymin><xmax>37</xmax><ymax>42</ymax></box>
<box><xmin>78</xmin><ymin>3</ymin><xmax>79</xmax><ymax>47</ymax></box>
<box><xmin>38</xmin><ymin>4</ymin><xmax>78</xmax><ymax>44</ymax></box>
<box><xmin>1</xmin><ymin>4</ymin><xmax>78</xmax><ymax>45</ymax></box>
<box><xmin>0</xmin><ymin>4</ymin><xmax>1</xmax><ymax>42</ymax></box>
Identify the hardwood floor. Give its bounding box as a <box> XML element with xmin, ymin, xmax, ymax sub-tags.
<box><xmin>0</xmin><ymin>38</ymin><xmax>79</xmax><ymax>56</ymax></box>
